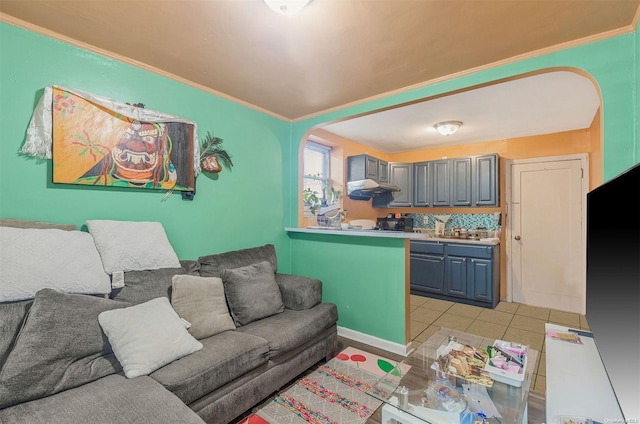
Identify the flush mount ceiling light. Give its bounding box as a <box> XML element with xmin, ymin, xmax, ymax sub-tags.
<box><xmin>264</xmin><ymin>0</ymin><xmax>312</xmax><ymax>15</ymax></box>
<box><xmin>434</xmin><ymin>121</ymin><xmax>463</xmax><ymax>136</ymax></box>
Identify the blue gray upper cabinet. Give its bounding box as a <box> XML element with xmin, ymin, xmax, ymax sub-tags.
<box><xmin>413</xmin><ymin>161</ymin><xmax>431</xmax><ymax>207</ymax></box>
<box><xmin>473</xmin><ymin>154</ymin><xmax>499</xmax><ymax>206</ymax></box>
<box><xmin>347</xmin><ymin>154</ymin><xmax>388</xmax><ymax>183</ymax></box>
<box><xmin>388</xmin><ymin>162</ymin><xmax>413</xmax><ymax>207</ymax></box>
<box><xmin>432</xmin><ymin>159</ymin><xmax>451</xmax><ymax>207</ymax></box>
<box><xmin>451</xmin><ymin>157</ymin><xmax>473</xmax><ymax>206</ymax></box>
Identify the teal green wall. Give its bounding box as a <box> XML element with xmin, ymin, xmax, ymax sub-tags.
<box><xmin>288</xmin><ymin>28</ymin><xmax>639</xmax><ymax>345</ymax></box>
<box><xmin>288</xmin><ymin>233</ymin><xmax>407</xmax><ymax>344</ymax></box>
<box><xmin>0</xmin><ymin>22</ymin><xmax>293</xmax><ymax>265</ymax></box>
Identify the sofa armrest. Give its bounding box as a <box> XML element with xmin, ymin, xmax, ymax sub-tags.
<box><xmin>274</xmin><ymin>273</ymin><xmax>322</xmax><ymax>311</ymax></box>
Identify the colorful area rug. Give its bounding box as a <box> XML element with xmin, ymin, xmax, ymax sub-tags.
<box><xmin>240</xmin><ymin>347</ymin><xmax>410</xmax><ymax>424</ymax></box>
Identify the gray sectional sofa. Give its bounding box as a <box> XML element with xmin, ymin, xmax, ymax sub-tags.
<box><xmin>0</xmin><ymin>220</ymin><xmax>338</xmax><ymax>424</ymax></box>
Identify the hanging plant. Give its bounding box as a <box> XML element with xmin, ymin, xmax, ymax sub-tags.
<box><xmin>199</xmin><ymin>131</ymin><xmax>233</xmax><ymax>173</ymax></box>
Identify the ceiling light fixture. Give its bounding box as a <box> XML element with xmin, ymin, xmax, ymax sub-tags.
<box><xmin>434</xmin><ymin>121</ymin><xmax>463</xmax><ymax>136</ymax></box>
<box><xmin>264</xmin><ymin>0</ymin><xmax>311</xmax><ymax>15</ymax></box>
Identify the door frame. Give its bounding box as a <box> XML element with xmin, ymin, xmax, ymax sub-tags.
<box><xmin>504</xmin><ymin>153</ymin><xmax>589</xmax><ymax>306</ymax></box>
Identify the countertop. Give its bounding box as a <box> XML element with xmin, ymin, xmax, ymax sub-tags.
<box><xmin>285</xmin><ymin>227</ymin><xmax>500</xmax><ymax>245</ymax></box>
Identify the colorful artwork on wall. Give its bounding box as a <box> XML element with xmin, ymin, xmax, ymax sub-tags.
<box><xmin>51</xmin><ymin>88</ymin><xmax>195</xmax><ymax>192</ymax></box>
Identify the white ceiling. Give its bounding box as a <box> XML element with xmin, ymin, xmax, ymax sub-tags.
<box><xmin>319</xmin><ymin>71</ymin><xmax>601</xmax><ymax>153</ymax></box>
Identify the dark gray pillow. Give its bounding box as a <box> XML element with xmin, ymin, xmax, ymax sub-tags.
<box><xmin>110</xmin><ymin>260</ymin><xmax>199</xmax><ymax>305</ymax></box>
<box><xmin>0</xmin><ymin>289</ymin><xmax>128</xmax><ymax>409</ymax></box>
<box><xmin>198</xmin><ymin>244</ymin><xmax>277</xmax><ymax>278</ymax></box>
<box><xmin>221</xmin><ymin>261</ymin><xmax>284</xmax><ymax>326</ymax></box>
<box><xmin>0</xmin><ymin>299</ymin><xmax>33</xmax><ymax>368</ymax></box>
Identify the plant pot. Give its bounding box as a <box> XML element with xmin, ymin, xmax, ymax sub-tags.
<box><xmin>201</xmin><ymin>154</ymin><xmax>222</xmax><ymax>173</ymax></box>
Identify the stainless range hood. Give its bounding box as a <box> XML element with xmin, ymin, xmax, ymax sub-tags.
<box><xmin>347</xmin><ymin>179</ymin><xmax>401</xmax><ymax>200</ymax></box>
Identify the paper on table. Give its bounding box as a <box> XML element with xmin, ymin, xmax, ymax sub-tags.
<box><xmin>462</xmin><ymin>383</ymin><xmax>502</xmax><ymax>419</ymax></box>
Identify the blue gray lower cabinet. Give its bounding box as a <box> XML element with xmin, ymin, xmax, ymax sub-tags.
<box><xmin>410</xmin><ymin>241</ymin><xmax>499</xmax><ymax>308</ymax></box>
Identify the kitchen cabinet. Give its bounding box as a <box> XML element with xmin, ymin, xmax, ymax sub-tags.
<box><xmin>431</xmin><ymin>159</ymin><xmax>451</xmax><ymax>207</ymax></box>
<box><xmin>388</xmin><ymin>162</ymin><xmax>413</xmax><ymax>207</ymax></box>
<box><xmin>451</xmin><ymin>157</ymin><xmax>473</xmax><ymax>206</ymax></box>
<box><xmin>445</xmin><ymin>255</ymin><xmax>468</xmax><ymax>297</ymax></box>
<box><xmin>409</xmin><ymin>241</ymin><xmax>444</xmax><ymax>293</ymax></box>
<box><xmin>410</xmin><ymin>254</ymin><xmax>445</xmax><ymax>293</ymax></box>
<box><xmin>347</xmin><ymin>154</ymin><xmax>388</xmax><ymax>183</ymax></box>
<box><xmin>410</xmin><ymin>240</ymin><xmax>499</xmax><ymax>308</ymax></box>
<box><xmin>378</xmin><ymin>160</ymin><xmax>389</xmax><ymax>183</ymax></box>
<box><xmin>473</xmin><ymin>154</ymin><xmax>498</xmax><ymax>206</ymax></box>
<box><xmin>413</xmin><ymin>161</ymin><xmax>431</xmax><ymax>207</ymax></box>
<box><xmin>434</xmin><ymin>154</ymin><xmax>498</xmax><ymax>207</ymax></box>
<box><xmin>359</xmin><ymin>153</ymin><xmax>499</xmax><ymax>208</ymax></box>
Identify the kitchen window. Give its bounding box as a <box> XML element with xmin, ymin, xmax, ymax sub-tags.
<box><xmin>303</xmin><ymin>141</ymin><xmax>331</xmax><ymax>206</ymax></box>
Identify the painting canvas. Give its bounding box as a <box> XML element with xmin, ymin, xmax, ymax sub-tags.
<box><xmin>51</xmin><ymin>88</ymin><xmax>195</xmax><ymax>191</ymax></box>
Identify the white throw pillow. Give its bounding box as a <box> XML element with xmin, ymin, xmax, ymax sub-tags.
<box><xmin>0</xmin><ymin>227</ymin><xmax>111</xmax><ymax>302</ymax></box>
<box><xmin>98</xmin><ymin>297</ymin><xmax>203</xmax><ymax>378</ymax></box>
<box><xmin>86</xmin><ymin>220</ymin><xmax>180</xmax><ymax>274</ymax></box>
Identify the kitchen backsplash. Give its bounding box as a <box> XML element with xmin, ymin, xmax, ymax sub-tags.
<box><xmin>409</xmin><ymin>213</ymin><xmax>500</xmax><ymax>231</ymax></box>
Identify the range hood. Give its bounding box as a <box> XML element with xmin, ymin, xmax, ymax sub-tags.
<box><xmin>347</xmin><ymin>179</ymin><xmax>401</xmax><ymax>200</ymax></box>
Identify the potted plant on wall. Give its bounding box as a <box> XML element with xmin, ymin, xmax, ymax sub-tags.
<box><xmin>200</xmin><ymin>131</ymin><xmax>233</xmax><ymax>173</ymax></box>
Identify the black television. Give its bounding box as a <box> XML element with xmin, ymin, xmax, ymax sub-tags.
<box><xmin>586</xmin><ymin>162</ymin><xmax>640</xmax><ymax>422</ymax></box>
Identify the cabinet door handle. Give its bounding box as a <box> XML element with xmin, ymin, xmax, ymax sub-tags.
<box><xmin>471</xmin><ymin>259</ymin><xmax>475</xmax><ymax>263</ymax></box>
<box><xmin>514</xmin><ymin>235</ymin><xmax>521</xmax><ymax>241</ymax></box>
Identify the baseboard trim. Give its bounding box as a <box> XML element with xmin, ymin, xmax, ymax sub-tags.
<box><xmin>337</xmin><ymin>326</ymin><xmax>412</xmax><ymax>357</ymax></box>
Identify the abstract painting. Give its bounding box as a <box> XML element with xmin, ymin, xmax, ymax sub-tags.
<box><xmin>51</xmin><ymin>87</ymin><xmax>195</xmax><ymax>192</ymax></box>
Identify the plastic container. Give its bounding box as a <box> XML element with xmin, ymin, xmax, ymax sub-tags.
<box><xmin>484</xmin><ymin>340</ymin><xmax>528</xmax><ymax>387</ymax></box>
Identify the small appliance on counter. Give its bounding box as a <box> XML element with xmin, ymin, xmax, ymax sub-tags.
<box><xmin>376</xmin><ymin>216</ymin><xmax>414</xmax><ymax>232</ymax></box>
<box><xmin>316</xmin><ymin>205</ymin><xmax>347</xmax><ymax>228</ymax></box>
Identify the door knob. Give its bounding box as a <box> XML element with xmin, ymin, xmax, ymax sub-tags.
<box><xmin>514</xmin><ymin>235</ymin><xmax>521</xmax><ymax>241</ymax></box>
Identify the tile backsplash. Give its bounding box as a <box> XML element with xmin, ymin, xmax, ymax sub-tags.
<box><xmin>409</xmin><ymin>213</ymin><xmax>500</xmax><ymax>231</ymax></box>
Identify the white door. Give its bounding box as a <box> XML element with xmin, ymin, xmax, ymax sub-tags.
<box><xmin>509</xmin><ymin>156</ymin><xmax>586</xmax><ymax>314</ymax></box>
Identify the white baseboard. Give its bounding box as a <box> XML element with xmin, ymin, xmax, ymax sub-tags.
<box><xmin>337</xmin><ymin>326</ymin><xmax>412</xmax><ymax>357</ymax></box>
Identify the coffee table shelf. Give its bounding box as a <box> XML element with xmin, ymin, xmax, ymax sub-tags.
<box><xmin>367</xmin><ymin>328</ymin><xmax>537</xmax><ymax>424</ymax></box>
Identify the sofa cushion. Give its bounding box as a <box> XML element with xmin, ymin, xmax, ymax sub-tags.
<box><xmin>0</xmin><ymin>289</ymin><xmax>126</xmax><ymax>409</ymax></box>
<box><xmin>110</xmin><ymin>260</ymin><xmax>199</xmax><ymax>305</ymax></box>
<box><xmin>222</xmin><ymin>261</ymin><xmax>285</xmax><ymax>326</ymax></box>
<box><xmin>0</xmin><ymin>226</ymin><xmax>111</xmax><ymax>302</ymax></box>
<box><xmin>98</xmin><ymin>297</ymin><xmax>203</xmax><ymax>378</ymax></box>
<box><xmin>171</xmin><ymin>274</ymin><xmax>236</xmax><ymax>339</ymax></box>
<box><xmin>198</xmin><ymin>244</ymin><xmax>277</xmax><ymax>278</ymax></box>
<box><xmin>237</xmin><ymin>303</ymin><xmax>338</xmax><ymax>360</ymax></box>
<box><xmin>0</xmin><ymin>374</ymin><xmax>205</xmax><ymax>424</ymax></box>
<box><xmin>150</xmin><ymin>330</ymin><xmax>269</xmax><ymax>405</ymax></box>
<box><xmin>86</xmin><ymin>220</ymin><xmax>181</xmax><ymax>274</ymax></box>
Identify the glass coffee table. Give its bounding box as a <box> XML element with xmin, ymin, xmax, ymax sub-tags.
<box><xmin>367</xmin><ymin>328</ymin><xmax>537</xmax><ymax>424</ymax></box>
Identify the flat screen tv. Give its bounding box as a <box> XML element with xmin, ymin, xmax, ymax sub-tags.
<box><xmin>586</xmin><ymin>162</ymin><xmax>639</xmax><ymax>422</ymax></box>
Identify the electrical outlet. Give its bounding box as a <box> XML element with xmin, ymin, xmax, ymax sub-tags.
<box><xmin>423</xmin><ymin>215</ymin><xmax>428</xmax><ymax>225</ymax></box>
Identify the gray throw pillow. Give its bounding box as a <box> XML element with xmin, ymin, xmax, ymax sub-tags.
<box><xmin>171</xmin><ymin>275</ymin><xmax>236</xmax><ymax>339</ymax></box>
<box><xmin>111</xmin><ymin>260</ymin><xmax>199</xmax><ymax>305</ymax></box>
<box><xmin>0</xmin><ymin>289</ymin><xmax>127</xmax><ymax>409</ymax></box>
<box><xmin>198</xmin><ymin>244</ymin><xmax>277</xmax><ymax>278</ymax></box>
<box><xmin>221</xmin><ymin>261</ymin><xmax>284</xmax><ymax>326</ymax></box>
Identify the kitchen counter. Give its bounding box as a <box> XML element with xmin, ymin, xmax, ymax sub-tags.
<box><xmin>285</xmin><ymin>227</ymin><xmax>500</xmax><ymax>245</ymax></box>
<box><xmin>285</xmin><ymin>227</ymin><xmax>424</xmax><ymax>239</ymax></box>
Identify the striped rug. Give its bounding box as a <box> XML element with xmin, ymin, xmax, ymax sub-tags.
<box><xmin>241</xmin><ymin>348</ymin><xmax>409</xmax><ymax>424</ymax></box>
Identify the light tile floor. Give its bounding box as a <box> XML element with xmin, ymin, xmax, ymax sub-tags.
<box><xmin>410</xmin><ymin>294</ymin><xmax>590</xmax><ymax>395</ymax></box>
